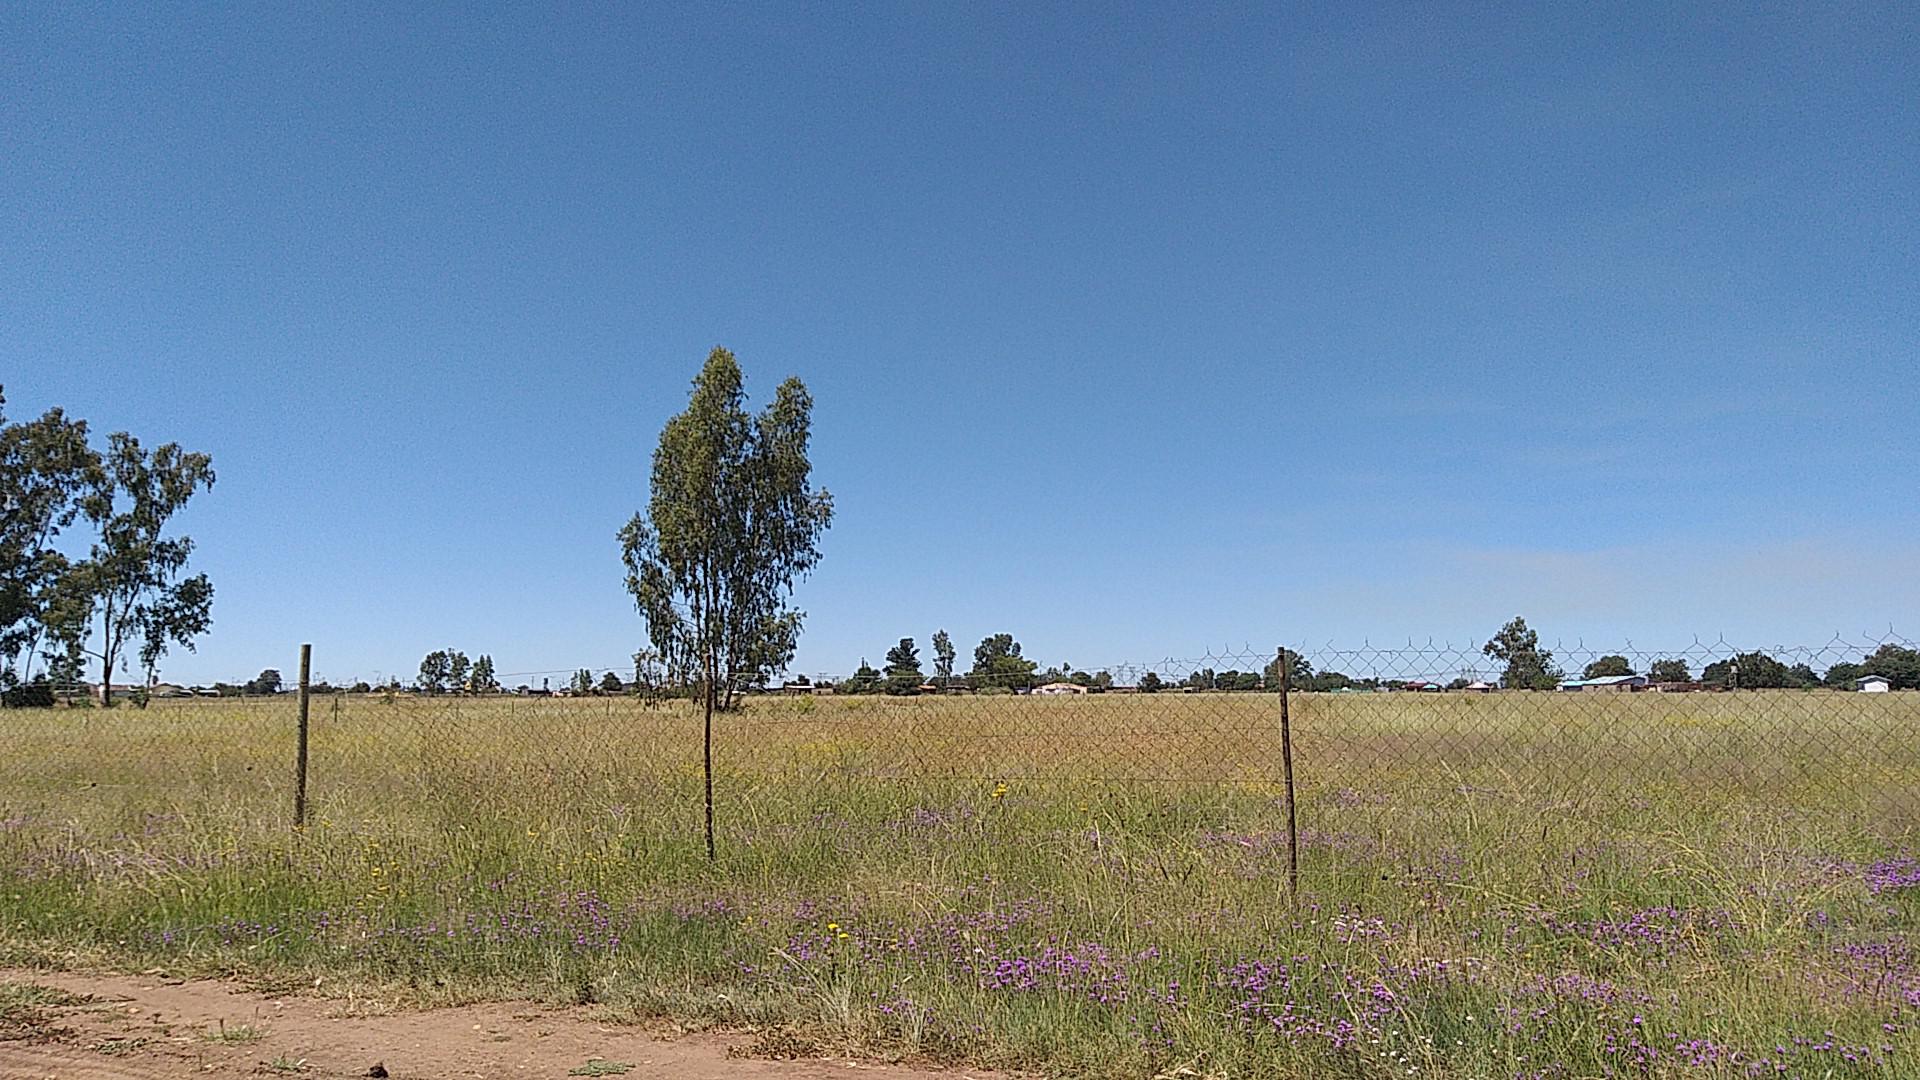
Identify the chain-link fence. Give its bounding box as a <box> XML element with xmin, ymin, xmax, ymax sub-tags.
<box><xmin>5</xmin><ymin>634</ymin><xmax>1917</xmax><ymax>854</ymax></box>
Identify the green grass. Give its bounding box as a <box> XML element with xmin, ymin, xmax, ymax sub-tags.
<box><xmin>205</xmin><ymin>1019</ymin><xmax>268</xmax><ymax>1044</ymax></box>
<box><xmin>2</xmin><ymin>691</ymin><xmax>1918</xmax><ymax>1077</ymax></box>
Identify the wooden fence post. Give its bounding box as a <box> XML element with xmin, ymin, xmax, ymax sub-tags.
<box><xmin>1278</xmin><ymin>645</ymin><xmax>1299</xmax><ymax>903</ymax></box>
<box><xmin>294</xmin><ymin>643</ymin><xmax>311</xmax><ymax>828</ymax></box>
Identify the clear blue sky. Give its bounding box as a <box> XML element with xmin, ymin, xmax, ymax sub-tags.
<box><xmin>4</xmin><ymin>4</ymin><xmax>1915</xmax><ymax>686</ymax></box>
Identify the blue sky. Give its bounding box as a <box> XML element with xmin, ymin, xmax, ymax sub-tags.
<box><xmin>4</xmin><ymin>4</ymin><xmax>1915</xmax><ymax>686</ymax></box>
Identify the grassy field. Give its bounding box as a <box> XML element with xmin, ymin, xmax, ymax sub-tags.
<box><xmin>3</xmin><ymin>690</ymin><xmax>1919</xmax><ymax>1078</ymax></box>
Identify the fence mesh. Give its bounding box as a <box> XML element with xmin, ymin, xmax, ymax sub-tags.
<box><xmin>5</xmin><ymin>634</ymin><xmax>1917</xmax><ymax>844</ymax></box>
<box><xmin>8</xmin><ymin>635</ymin><xmax>1920</xmax><ymax>1074</ymax></box>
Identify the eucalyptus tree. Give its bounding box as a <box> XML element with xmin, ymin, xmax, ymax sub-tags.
<box><xmin>469</xmin><ymin>653</ymin><xmax>499</xmax><ymax>693</ymax></box>
<box><xmin>418</xmin><ymin>650</ymin><xmax>451</xmax><ymax>693</ymax></box>
<box><xmin>931</xmin><ymin>629</ymin><xmax>956</xmax><ymax>689</ymax></box>
<box><xmin>619</xmin><ymin>347</ymin><xmax>832</xmax><ymax>858</ymax></box>
<box><xmin>0</xmin><ymin>386</ymin><xmax>104</xmax><ymax>688</ymax></box>
<box><xmin>65</xmin><ymin>433</ymin><xmax>215</xmax><ymax>705</ymax></box>
<box><xmin>1482</xmin><ymin>616</ymin><xmax>1561</xmax><ymax>690</ymax></box>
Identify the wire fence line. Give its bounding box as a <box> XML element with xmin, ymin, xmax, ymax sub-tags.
<box><xmin>3</xmin><ymin>634</ymin><xmax>1917</xmax><ymax>879</ymax></box>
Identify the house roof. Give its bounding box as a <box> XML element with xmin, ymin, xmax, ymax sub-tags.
<box><xmin>1561</xmin><ymin>674</ymin><xmax>1646</xmax><ymax>687</ymax></box>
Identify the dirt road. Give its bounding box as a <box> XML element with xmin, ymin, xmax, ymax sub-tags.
<box><xmin>0</xmin><ymin>969</ymin><xmax>999</xmax><ymax>1080</ymax></box>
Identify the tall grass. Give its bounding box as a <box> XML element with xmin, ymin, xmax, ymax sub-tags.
<box><xmin>3</xmin><ymin>691</ymin><xmax>1918</xmax><ymax>1077</ymax></box>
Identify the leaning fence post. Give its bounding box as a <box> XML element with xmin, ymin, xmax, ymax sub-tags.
<box><xmin>1277</xmin><ymin>645</ymin><xmax>1299</xmax><ymax>903</ymax></box>
<box><xmin>294</xmin><ymin>643</ymin><xmax>311</xmax><ymax>828</ymax></box>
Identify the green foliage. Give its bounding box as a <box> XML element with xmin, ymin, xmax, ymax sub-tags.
<box><xmin>571</xmin><ymin>668</ymin><xmax>595</xmax><ymax>695</ymax></box>
<box><xmin>1581</xmin><ymin>655</ymin><xmax>1635</xmax><ymax>679</ymax></box>
<box><xmin>64</xmin><ymin>432</ymin><xmax>216</xmax><ymax>704</ymax></box>
<box><xmin>1</xmin><ymin>386</ymin><xmax>104</xmax><ymax>688</ymax></box>
<box><xmin>930</xmin><ymin>629</ymin><xmax>956</xmax><ymax>688</ymax></box>
<box><xmin>1034</xmin><ymin>661</ymin><xmax>1093</xmax><ymax>687</ymax></box>
<box><xmin>1263</xmin><ymin>649</ymin><xmax>1312</xmax><ymax>690</ymax></box>
<box><xmin>469</xmin><ymin>654</ymin><xmax>499</xmax><ymax>693</ymax></box>
<box><xmin>0</xmin><ymin>680</ymin><xmax>54</xmax><ymax>708</ymax></box>
<box><xmin>1700</xmin><ymin>652</ymin><xmax>1819</xmax><ymax>689</ymax></box>
<box><xmin>1137</xmin><ymin>671</ymin><xmax>1163</xmax><ymax>693</ymax></box>
<box><xmin>845</xmin><ymin>659</ymin><xmax>882</xmax><ymax>694</ymax></box>
<box><xmin>1183</xmin><ymin>668</ymin><xmax>1260</xmax><ymax>691</ymax></box>
<box><xmin>418</xmin><ymin>650</ymin><xmax>451</xmax><ymax>694</ymax></box>
<box><xmin>1301</xmin><ymin>669</ymin><xmax>1356</xmax><ymax>691</ymax></box>
<box><xmin>246</xmin><ymin>669</ymin><xmax>282</xmax><ymax>696</ymax></box>
<box><xmin>599</xmin><ymin>671</ymin><xmax>624</xmax><ymax>694</ymax></box>
<box><xmin>631</xmin><ymin>649</ymin><xmax>662</xmax><ymax>695</ymax></box>
<box><xmin>1824</xmin><ymin>661</ymin><xmax>1864</xmax><ymax>688</ymax></box>
<box><xmin>1483</xmin><ymin>616</ymin><xmax>1562</xmax><ymax>690</ymax></box>
<box><xmin>969</xmin><ymin>633</ymin><xmax>1037</xmax><ymax>691</ymax></box>
<box><xmin>619</xmin><ymin>348</ymin><xmax>833</xmax><ymax>714</ymax></box>
<box><xmin>1649</xmin><ymin>658</ymin><xmax>1691</xmax><ymax>683</ymax></box>
<box><xmin>447</xmin><ymin>651</ymin><xmax>471</xmax><ymax>691</ymax></box>
<box><xmin>1861</xmin><ymin>644</ymin><xmax>1920</xmax><ymax>689</ymax></box>
<box><xmin>883</xmin><ymin>637</ymin><xmax>923</xmax><ymax>695</ymax></box>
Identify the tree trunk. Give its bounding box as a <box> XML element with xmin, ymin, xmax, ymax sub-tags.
<box><xmin>98</xmin><ymin>601</ymin><xmax>113</xmax><ymax>708</ymax></box>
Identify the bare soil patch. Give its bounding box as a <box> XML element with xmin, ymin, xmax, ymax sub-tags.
<box><xmin>0</xmin><ymin>969</ymin><xmax>999</xmax><ymax>1080</ymax></box>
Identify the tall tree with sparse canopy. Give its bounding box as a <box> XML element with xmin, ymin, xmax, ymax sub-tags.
<box><xmin>1483</xmin><ymin>616</ymin><xmax>1561</xmax><ymax>690</ymax></box>
<box><xmin>931</xmin><ymin>629</ymin><xmax>956</xmax><ymax>689</ymax></box>
<box><xmin>469</xmin><ymin>654</ymin><xmax>498</xmax><ymax>693</ymax></box>
<box><xmin>619</xmin><ymin>347</ymin><xmax>833</xmax><ymax>858</ymax></box>
<box><xmin>63</xmin><ymin>433</ymin><xmax>215</xmax><ymax>705</ymax></box>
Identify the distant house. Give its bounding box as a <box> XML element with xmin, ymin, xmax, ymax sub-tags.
<box><xmin>1033</xmin><ymin>682</ymin><xmax>1089</xmax><ymax>696</ymax></box>
<box><xmin>1560</xmin><ymin>674</ymin><xmax>1649</xmax><ymax>692</ymax></box>
<box><xmin>1859</xmin><ymin>674</ymin><xmax>1893</xmax><ymax>693</ymax></box>
<box><xmin>1464</xmin><ymin>681</ymin><xmax>1495</xmax><ymax>693</ymax></box>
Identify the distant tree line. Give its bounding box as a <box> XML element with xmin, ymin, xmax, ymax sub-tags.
<box><xmin>824</xmin><ymin>620</ymin><xmax>1920</xmax><ymax>696</ymax></box>
<box><xmin>835</xmin><ymin>631</ymin><xmax>1051</xmax><ymax>694</ymax></box>
<box><xmin>416</xmin><ymin>649</ymin><xmax>499</xmax><ymax>694</ymax></box>
<box><xmin>1574</xmin><ymin>643</ymin><xmax>1920</xmax><ymax>690</ymax></box>
<box><xmin>1495</xmin><ymin>617</ymin><xmax>1919</xmax><ymax>691</ymax></box>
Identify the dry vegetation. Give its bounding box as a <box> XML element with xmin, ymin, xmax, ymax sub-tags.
<box><xmin>3</xmin><ymin>691</ymin><xmax>1919</xmax><ymax>1078</ymax></box>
